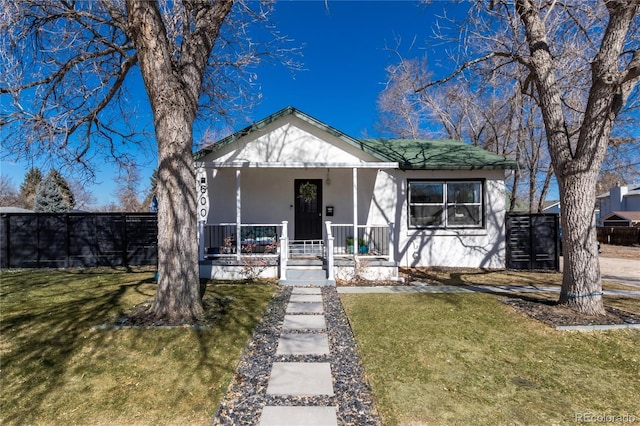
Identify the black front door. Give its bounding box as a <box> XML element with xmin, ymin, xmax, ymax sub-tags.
<box><xmin>294</xmin><ymin>179</ymin><xmax>323</xmax><ymax>240</ymax></box>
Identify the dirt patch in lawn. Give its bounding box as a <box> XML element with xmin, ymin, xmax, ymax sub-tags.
<box><xmin>599</xmin><ymin>243</ymin><xmax>640</xmax><ymax>260</ymax></box>
<box><xmin>109</xmin><ymin>295</ymin><xmax>235</xmax><ymax>327</ymax></box>
<box><xmin>502</xmin><ymin>297</ymin><xmax>640</xmax><ymax>327</ymax></box>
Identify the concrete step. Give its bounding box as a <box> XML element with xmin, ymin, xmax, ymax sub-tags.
<box><xmin>266</xmin><ymin>362</ymin><xmax>334</xmax><ymax>396</ymax></box>
<box><xmin>286</xmin><ymin>301</ymin><xmax>324</xmax><ymax>314</ymax></box>
<box><xmin>276</xmin><ymin>333</ymin><xmax>330</xmax><ymax>356</ymax></box>
<box><xmin>286</xmin><ymin>268</ymin><xmax>327</xmax><ymax>280</ymax></box>
<box><xmin>279</xmin><ymin>279</ymin><xmax>336</xmax><ymax>287</ymax></box>
<box><xmin>282</xmin><ymin>314</ymin><xmax>327</xmax><ymax>331</ymax></box>
<box><xmin>260</xmin><ymin>406</ymin><xmax>337</xmax><ymax>426</ymax></box>
<box><xmin>292</xmin><ymin>288</ymin><xmax>322</xmax><ymax>295</ymax></box>
<box><xmin>280</xmin><ymin>267</ymin><xmax>335</xmax><ymax>286</ymax></box>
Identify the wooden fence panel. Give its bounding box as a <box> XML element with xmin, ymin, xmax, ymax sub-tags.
<box><xmin>506</xmin><ymin>213</ymin><xmax>559</xmax><ymax>271</ymax></box>
<box><xmin>0</xmin><ymin>213</ymin><xmax>157</xmax><ymax>268</ymax></box>
<box><xmin>597</xmin><ymin>227</ymin><xmax>640</xmax><ymax>246</ymax></box>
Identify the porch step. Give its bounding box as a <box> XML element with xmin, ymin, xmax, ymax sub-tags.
<box><xmin>279</xmin><ymin>267</ymin><xmax>335</xmax><ymax>286</ymax></box>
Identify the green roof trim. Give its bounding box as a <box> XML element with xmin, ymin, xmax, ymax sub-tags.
<box><xmin>194</xmin><ymin>107</ymin><xmax>519</xmax><ymax>170</ymax></box>
<box><xmin>357</xmin><ymin>138</ymin><xmax>519</xmax><ymax>170</ymax></box>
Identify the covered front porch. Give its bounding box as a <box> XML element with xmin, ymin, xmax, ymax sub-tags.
<box><xmin>195</xmin><ymin>148</ymin><xmax>401</xmax><ymax>284</ymax></box>
<box><xmin>198</xmin><ymin>220</ymin><xmax>398</xmax><ymax>284</ymax></box>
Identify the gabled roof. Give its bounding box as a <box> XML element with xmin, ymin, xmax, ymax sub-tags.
<box><xmin>194</xmin><ymin>106</ymin><xmax>367</xmax><ymax>161</ymax></box>
<box><xmin>542</xmin><ymin>200</ymin><xmax>560</xmax><ymax>210</ymax></box>
<box><xmin>602</xmin><ymin>211</ymin><xmax>640</xmax><ymax>222</ymax></box>
<box><xmin>194</xmin><ymin>106</ymin><xmax>519</xmax><ymax>170</ymax></box>
<box><xmin>0</xmin><ymin>207</ymin><xmax>33</xmax><ymax>213</ymax></box>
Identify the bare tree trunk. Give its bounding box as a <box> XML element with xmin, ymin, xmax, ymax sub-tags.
<box><xmin>126</xmin><ymin>0</ymin><xmax>233</xmax><ymax>322</ymax></box>
<box><xmin>152</xmin><ymin>103</ymin><xmax>202</xmax><ymax>321</ymax></box>
<box><xmin>515</xmin><ymin>0</ymin><xmax>640</xmax><ymax>315</ymax></box>
<box><xmin>508</xmin><ymin>145</ymin><xmax>521</xmax><ymax>212</ymax></box>
<box><xmin>558</xmin><ymin>171</ymin><xmax>603</xmax><ymax>314</ymax></box>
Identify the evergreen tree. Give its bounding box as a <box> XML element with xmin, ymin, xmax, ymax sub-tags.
<box><xmin>142</xmin><ymin>169</ymin><xmax>158</xmax><ymax>212</ymax></box>
<box><xmin>19</xmin><ymin>167</ymin><xmax>43</xmax><ymax>209</ymax></box>
<box><xmin>34</xmin><ymin>173</ymin><xmax>67</xmax><ymax>212</ymax></box>
<box><xmin>49</xmin><ymin>169</ymin><xmax>75</xmax><ymax>210</ymax></box>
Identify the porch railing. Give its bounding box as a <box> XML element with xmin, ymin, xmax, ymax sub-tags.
<box><xmin>200</xmin><ymin>221</ymin><xmax>394</xmax><ymax>263</ymax></box>
<box><xmin>201</xmin><ymin>223</ymin><xmax>282</xmax><ymax>259</ymax></box>
<box><xmin>330</xmin><ymin>223</ymin><xmax>392</xmax><ymax>258</ymax></box>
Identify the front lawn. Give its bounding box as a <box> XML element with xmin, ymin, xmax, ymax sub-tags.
<box><xmin>401</xmin><ymin>267</ymin><xmax>640</xmax><ymax>313</ymax></box>
<box><xmin>0</xmin><ymin>270</ymin><xmax>276</xmax><ymax>425</ymax></box>
<box><xmin>341</xmin><ymin>292</ymin><xmax>640</xmax><ymax>425</ymax></box>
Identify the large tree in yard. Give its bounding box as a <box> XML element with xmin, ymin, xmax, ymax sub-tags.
<box><xmin>514</xmin><ymin>0</ymin><xmax>639</xmax><ymax>315</ymax></box>
<box><xmin>1</xmin><ymin>1</ymin><xmax>284</xmax><ymax>322</ymax></box>
<box><xmin>411</xmin><ymin>0</ymin><xmax>639</xmax><ymax>315</ymax></box>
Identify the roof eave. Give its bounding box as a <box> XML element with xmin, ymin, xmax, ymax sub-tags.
<box><xmin>399</xmin><ymin>163</ymin><xmax>519</xmax><ymax>171</ymax></box>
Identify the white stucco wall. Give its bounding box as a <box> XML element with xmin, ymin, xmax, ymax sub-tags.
<box><xmin>376</xmin><ymin>169</ymin><xmax>508</xmax><ymax>269</ymax></box>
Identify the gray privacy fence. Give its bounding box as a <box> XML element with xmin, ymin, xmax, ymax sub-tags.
<box><xmin>0</xmin><ymin>213</ymin><xmax>157</xmax><ymax>268</ymax></box>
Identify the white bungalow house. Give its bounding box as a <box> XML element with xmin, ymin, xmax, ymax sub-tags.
<box><xmin>194</xmin><ymin>107</ymin><xmax>518</xmax><ymax>284</ymax></box>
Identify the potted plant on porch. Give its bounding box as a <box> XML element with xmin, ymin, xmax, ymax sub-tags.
<box><xmin>346</xmin><ymin>237</ymin><xmax>369</xmax><ymax>254</ymax></box>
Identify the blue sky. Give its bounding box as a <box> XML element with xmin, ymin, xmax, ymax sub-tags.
<box><xmin>247</xmin><ymin>1</ymin><xmax>450</xmax><ymax>137</ymax></box>
<box><xmin>7</xmin><ymin>1</ymin><xmax>578</xmax><ymax>209</ymax></box>
<box><xmin>5</xmin><ymin>1</ymin><xmax>460</xmax><ymax>207</ymax></box>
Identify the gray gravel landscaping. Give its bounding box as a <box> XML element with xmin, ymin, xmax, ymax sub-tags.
<box><xmin>211</xmin><ymin>286</ymin><xmax>381</xmax><ymax>425</ymax></box>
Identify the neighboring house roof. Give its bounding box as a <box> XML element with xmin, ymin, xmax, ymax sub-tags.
<box><xmin>597</xmin><ymin>183</ymin><xmax>640</xmax><ymax>199</ymax></box>
<box><xmin>601</xmin><ymin>211</ymin><xmax>640</xmax><ymax>223</ymax></box>
<box><xmin>0</xmin><ymin>207</ymin><xmax>33</xmax><ymax>213</ymax></box>
<box><xmin>195</xmin><ymin>106</ymin><xmax>519</xmax><ymax>170</ymax></box>
<box><xmin>542</xmin><ymin>200</ymin><xmax>560</xmax><ymax>210</ymax></box>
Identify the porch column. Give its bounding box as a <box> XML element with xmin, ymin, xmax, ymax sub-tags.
<box><xmin>196</xmin><ymin>166</ymin><xmax>208</xmax><ymax>261</ymax></box>
<box><xmin>352</xmin><ymin>167</ymin><xmax>358</xmax><ymax>255</ymax></box>
<box><xmin>325</xmin><ymin>221</ymin><xmax>335</xmax><ymax>281</ymax></box>
<box><xmin>236</xmin><ymin>169</ymin><xmax>241</xmax><ymax>260</ymax></box>
<box><xmin>388</xmin><ymin>222</ymin><xmax>395</xmax><ymax>263</ymax></box>
<box><xmin>198</xmin><ymin>221</ymin><xmax>205</xmax><ymax>260</ymax></box>
<box><xmin>280</xmin><ymin>220</ymin><xmax>288</xmax><ymax>280</ymax></box>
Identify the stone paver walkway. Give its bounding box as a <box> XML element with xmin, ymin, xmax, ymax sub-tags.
<box><xmin>212</xmin><ymin>285</ymin><xmax>379</xmax><ymax>425</ymax></box>
<box><xmin>260</xmin><ymin>287</ymin><xmax>338</xmax><ymax>426</ymax></box>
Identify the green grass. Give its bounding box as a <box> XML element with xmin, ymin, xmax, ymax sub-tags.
<box><xmin>341</xmin><ymin>292</ymin><xmax>640</xmax><ymax>426</ymax></box>
<box><xmin>0</xmin><ymin>269</ymin><xmax>276</xmax><ymax>425</ymax></box>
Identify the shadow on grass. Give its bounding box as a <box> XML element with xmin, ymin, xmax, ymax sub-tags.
<box><xmin>1</xmin><ymin>270</ymin><xmax>274</xmax><ymax>425</ymax></box>
<box><xmin>1</xmin><ymin>271</ymin><xmax>151</xmax><ymax>423</ymax></box>
<box><xmin>400</xmin><ymin>266</ymin><xmax>496</xmax><ymax>286</ymax></box>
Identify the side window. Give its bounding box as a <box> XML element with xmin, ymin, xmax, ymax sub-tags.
<box><xmin>446</xmin><ymin>182</ymin><xmax>482</xmax><ymax>227</ymax></box>
<box><xmin>409</xmin><ymin>180</ymin><xmax>484</xmax><ymax>229</ymax></box>
<box><xmin>409</xmin><ymin>182</ymin><xmax>444</xmax><ymax>227</ymax></box>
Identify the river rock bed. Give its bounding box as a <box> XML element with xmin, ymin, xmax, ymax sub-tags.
<box><xmin>211</xmin><ymin>286</ymin><xmax>381</xmax><ymax>425</ymax></box>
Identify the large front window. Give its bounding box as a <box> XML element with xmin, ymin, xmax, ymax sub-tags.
<box><xmin>409</xmin><ymin>180</ymin><xmax>484</xmax><ymax>228</ymax></box>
